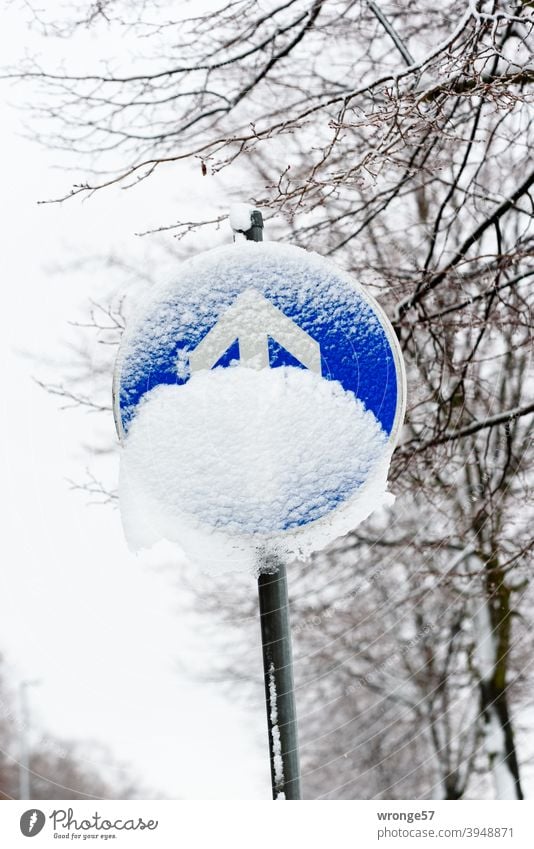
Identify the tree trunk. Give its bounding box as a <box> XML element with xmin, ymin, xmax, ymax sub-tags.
<box><xmin>474</xmin><ymin>557</ymin><xmax>523</xmax><ymax>799</ymax></box>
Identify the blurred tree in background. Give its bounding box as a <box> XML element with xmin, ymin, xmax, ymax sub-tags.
<box><xmin>0</xmin><ymin>657</ymin><xmax>139</xmax><ymax>800</ymax></box>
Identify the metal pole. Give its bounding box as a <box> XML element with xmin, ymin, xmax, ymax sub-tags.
<box><xmin>18</xmin><ymin>679</ymin><xmax>40</xmax><ymax>799</ymax></box>
<box><xmin>243</xmin><ymin>208</ymin><xmax>301</xmax><ymax>799</ymax></box>
<box><xmin>19</xmin><ymin>682</ymin><xmax>31</xmax><ymax>800</ymax></box>
<box><xmin>244</xmin><ymin>209</ymin><xmax>264</xmax><ymax>242</ymax></box>
<box><xmin>258</xmin><ymin>556</ymin><xmax>301</xmax><ymax>800</ymax></box>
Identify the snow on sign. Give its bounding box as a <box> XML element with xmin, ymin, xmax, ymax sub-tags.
<box><xmin>114</xmin><ymin>241</ymin><xmax>406</xmax><ymax>573</ymax></box>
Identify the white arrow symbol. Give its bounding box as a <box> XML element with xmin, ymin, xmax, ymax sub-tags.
<box><xmin>188</xmin><ymin>289</ymin><xmax>322</xmax><ymax>375</ymax></box>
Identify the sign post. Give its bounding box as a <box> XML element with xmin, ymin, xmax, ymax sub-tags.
<box><xmin>240</xmin><ymin>211</ymin><xmax>302</xmax><ymax>800</ymax></box>
<box><xmin>258</xmin><ymin>556</ymin><xmax>301</xmax><ymax>800</ymax></box>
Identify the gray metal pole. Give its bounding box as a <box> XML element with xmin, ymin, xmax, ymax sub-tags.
<box><xmin>243</xmin><ymin>207</ymin><xmax>301</xmax><ymax>799</ymax></box>
<box><xmin>258</xmin><ymin>557</ymin><xmax>301</xmax><ymax>800</ymax></box>
<box><xmin>18</xmin><ymin>679</ymin><xmax>40</xmax><ymax>799</ymax></box>
<box><xmin>19</xmin><ymin>682</ymin><xmax>31</xmax><ymax>800</ymax></box>
<box><xmin>244</xmin><ymin>209</ymin><xmax>264</xmax><ymax>242</ymax></box>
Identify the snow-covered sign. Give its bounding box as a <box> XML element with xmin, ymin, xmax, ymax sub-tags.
<box><xmin>114</xmin><ymin>242</ymin><xmax>406</xmax><ymax>572</ymax></box>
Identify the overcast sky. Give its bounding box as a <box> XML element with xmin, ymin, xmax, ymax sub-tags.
<box><xmin>0</xmin><ymin>3</ymin><xmax>271</xmax><ymax>800</ymax></box>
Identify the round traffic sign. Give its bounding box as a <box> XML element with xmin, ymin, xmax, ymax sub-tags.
<box><xmin>114</xmin><ymin>242</ymin><xmax>405</xmax><ymax>562</ymax></box>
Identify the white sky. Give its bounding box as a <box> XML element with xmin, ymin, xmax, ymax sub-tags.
<box><xmin>0</xmin><ymin>3</ymin><xmax>270</xmax><ymax>800</ymax></box>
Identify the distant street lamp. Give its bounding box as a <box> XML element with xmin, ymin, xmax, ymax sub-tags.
<box><xmin>19</xmin><ymin>679</ymin><xmax>40</xmax><ymax>800</ymax></box>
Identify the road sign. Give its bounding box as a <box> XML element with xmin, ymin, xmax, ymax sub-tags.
<box><xmin>114</xmin><ymin>216</ymin><xmax>406</xmax><ymax>803</ymax></box>
<box><xmin>114</xmin><ymin>242</ymin><xmax>405</xmax><ymax>534</ymax></box>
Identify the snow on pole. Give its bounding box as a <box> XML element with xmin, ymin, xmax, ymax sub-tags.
<box><xmin>268</xmin><ymin>664</ymin><xmax>285</xmax><ymax>796</ymax></box>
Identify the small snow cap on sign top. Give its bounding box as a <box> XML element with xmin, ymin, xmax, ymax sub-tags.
<box><xmin>229</xmin><ymin>203</ymin><xmax>263</xmax><ymax>242</ymax></box>
<box><xmin>229</xmin><ymin>203</ymin><xmax>254</xmax><ymax>232</ymax></box>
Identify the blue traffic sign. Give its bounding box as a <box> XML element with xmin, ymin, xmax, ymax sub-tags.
<box><xmin>114</xmin><ymin>242</ymin><xmax>406</xmax><ymax>535</ymax></box>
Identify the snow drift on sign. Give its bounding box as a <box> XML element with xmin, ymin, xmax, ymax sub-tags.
<box><xmin>119</xmin><ymin>365</ymin><xmax>393</xmax><ymax>574</ymax></box>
